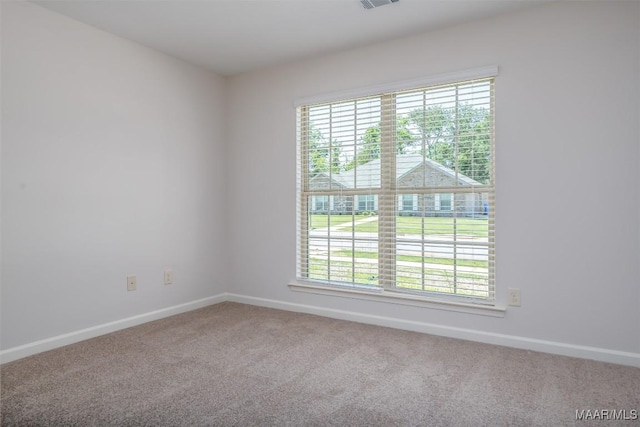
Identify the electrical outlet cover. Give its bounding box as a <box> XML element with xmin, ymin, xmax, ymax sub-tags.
<box><xmin>507</xmin><ymin>288</ymin><xmax>521</xmax><ymax>306</ymax></box>
<box><xmin>127</xmin><ymin>275</ymin><xmax>137</xmax><ymax>291</ymax></box>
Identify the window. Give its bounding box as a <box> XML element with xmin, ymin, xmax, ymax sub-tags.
<box><xmin>297</xmin><ymin>71</ymin><xmax>495</xmax><ymax>304</ymax></box>
<box><xmin>313</xmin><ymin>196</ymin><xmax>329</xmax><ymax>212</ymax></box>
<box><xmin>358</xmin><ymin>195</ymin><xmax>376</xmax><ymax>212</ymax></box>
<box><xmin>401</xmin><ymin>194</ymin><xmax>417</xmax><ymax>211</ymax></box>
<box><xmin>435</xmin><ymin>193</ymin><xmax>453</xmax><ymax>212</ymax></box>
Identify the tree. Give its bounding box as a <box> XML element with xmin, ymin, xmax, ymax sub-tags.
<box><xmin>396</xmin><ymin>116</ymin><xmax>416</xmax><ymax>154</ymax></box>
<box><xmin>455</xmin><ymin>106</ymin><xmax>491</xmax><ymax>184</ymax></box>
<box><xmin>342</xmin><ymin>126</ymin><xmax>379</xmax><ymax>171</ymax></box>
<box><xmin>308</xmin><ymin>126</ymin><xmax>341</xmax><ymax>175</ymax></box>
<box><xmin>408</xmin><ymin>104</ymin><xmax>491</xmax><ymax>184</ymax></box>
<box><xmin>309</xmin><ymin>104</ymin><xmax>491</xmax><ymax>184</ymax></box>
<box><xmin>359</xmin><ymin>126</ymin><xmax>381</xmax><ymax>163</ymax></box>
<box><xmin>343</xmin><ymin>117</ymin><xmax>418</xmax><ymax>171</ymax></box>
<box><xmin>408</xmin><ymin>105</ymin><xmax>454</xmax><ymax>159</ymax></box>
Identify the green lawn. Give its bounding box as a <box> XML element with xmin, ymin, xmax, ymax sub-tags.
<box><xmin>307</xmin><ymin>214</ymin><xmax>489</xmax><ymax>298</ymax></box>
<box><xmin>394</xmin><ymin>267</ymin><xmax>489</xmax><ymax>298</ymax></box>
<box><xmin>309</xmin><ymin>214</ymin><xmax>358</xmax><ymax>230</ymax></box>
<box><xmin>308</xmin><ymin>256</ymin><xmax>488</xmax><ymax>298</ymax></box>
<box><xmin>310</xmin><ymin>214</ymin><xmax>489</xmax><ymax>237</ymax></box>
<box><xmin>332</xmin><ymin>249</ymin><xmax>488</xmax><ymax>268</ymax></box>
<box><xmin>343</xmin><ymin>216</ymin><xmax>488</xmax><ymax>237</ymax></box>
<box><xmin>308</xmin><ymin>258</ymin><xmax>378</xmax><ymax>286</ymax></box>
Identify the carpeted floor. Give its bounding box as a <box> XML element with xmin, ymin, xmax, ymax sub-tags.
<box><xmin>1</xmin><ymin>302</ymin><xmax>639</xmax><ymax>426</ymax></box>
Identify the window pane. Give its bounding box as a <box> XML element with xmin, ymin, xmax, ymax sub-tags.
<box><xmin>306</xmin><ymin>198</ymin><xmax>378</xmax><ymax>288</ymax></box>
<box><xmin>395</xmin><ymin>81</ymin><xmax>491</xmax><ymax>189</ymax></box>
<box><xmin>393</xmin><ymin>192</ymin><xmax>490</xmax><ymax>297</ymax></box>
<box><xmin>306</xmin><ymin>98</ymin><xmax>381</xmax><ymax>190</ymax></box>
<box><xmin>324</xmin><ymin>239</ymin><xmax>379</xmax><ymax>287</ymax></box>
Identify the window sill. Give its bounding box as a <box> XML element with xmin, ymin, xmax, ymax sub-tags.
<box><xmin>288</xmin><ymin>281</ymin><xmax>506</xmax><ymax>318</ymax></box>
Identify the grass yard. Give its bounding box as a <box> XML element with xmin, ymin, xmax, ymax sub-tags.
<box><xmin>309</xmin><ymin>214</ymin><xmax>358</xmax><ymax>230</ymax></box>
<box><xmin>307</xmin><ymin>214</ymin><xmax>490</xmax><ymax>298</ymax></box>
<box><xmin>308</xmin><ymin>256</ymin><xmax>489</xmax><ymax>298</ymax></box>
<box><xmin>343</xmin><ymin>216</ymin><xmax>488</xmax><ymax>237</ymax></box>
<box><xmin>394</xmin><ymin>265</ymin><xmax>490</xmax><ymax>297</ymax></box>
<box><xmin>332</xmin><ymin>249</ymin><xmax>488</xmax><ymax>269</ymax></box>
<box><xmin>308</xmin><ymin>258</ymin><xmax>378</xmax><ymax>286</ymax></box>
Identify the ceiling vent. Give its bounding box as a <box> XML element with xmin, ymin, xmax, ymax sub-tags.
<box><xmin>361</xmin><ymin>0</ymin><xmax>399</xmax><ymax>10</ymax></box>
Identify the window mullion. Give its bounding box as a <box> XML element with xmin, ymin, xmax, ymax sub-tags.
<box><xmin>379</xmin><ymin>93</ymin><xmax>396</xmax><ymax>289</ymax></box>
<box><xmin>327</xmin><ymin>105</ymin><xmax>333</xmax><ymax>281</ymax></box>
<box><xmin>352</xmin><ymin>104</ymin><xmax>357</xmax><ymax>284</ymax></box>
<box><xmin>298</xmin><ymin>107</ymin><xmax>310</xmax><ymax>280</ymax></box>
<box><xmin>453</xmin><ymin>85</ymin><xmax>459</xmax><ymax>294</ymax></box>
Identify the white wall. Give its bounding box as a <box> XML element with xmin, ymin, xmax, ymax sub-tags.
<box><xmin>226</xmin><ymin>2</ymin><xmax>640</xmax><ymax>355</ymax></box>
<box><xmin>1</xmin><ymin>2</ymin><xmax>228</xmax><ymax>350</ymax></box>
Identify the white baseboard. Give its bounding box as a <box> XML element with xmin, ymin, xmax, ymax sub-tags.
<box><xmin>4</xmin><ymin>292</ymin><xmax>639</xmax><ymax>368</ymax></box>
<box><xmin>226</xmin><ymin>293</ymin><xmax>640</xmax><ymax>368</ymax></box>
<box><xmin>0</xmin><ymin>294</ymin><xmax>227</xmax><ymax>364</ymax></box>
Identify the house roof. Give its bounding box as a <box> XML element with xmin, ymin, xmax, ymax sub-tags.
<box><xmin>397</xmin><ymin>154</ymin><xmax>481</xmax><ymax>187</ymax></box>
<box><xmin>310</xmin><ymin>154</ymin><xmax>481</xmax><ymax>189</ymax></box>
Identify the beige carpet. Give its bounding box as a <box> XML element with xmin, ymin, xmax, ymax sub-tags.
<box><xmin>1</xmin><ymin>302</ymin><xmax>639</xmax><ymax>426</ymax></box>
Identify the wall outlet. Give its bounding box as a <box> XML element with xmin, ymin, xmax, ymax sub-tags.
<box><xmin>127</xmin><ymin>275</ymin><xmax>137</xmax><ymax>292</ymax></box>
<box><xmin>507</xmin><ymin>288</ymin><xmax>521</xmax><ymax>306</ymax></box>
<box><xmin>164</xmin><ymin>270</ymin><xmax>173</xmax><ymax>285</ymax></box>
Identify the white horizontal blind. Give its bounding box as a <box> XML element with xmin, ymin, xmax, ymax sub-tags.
<box><xmin>297</xmin><ymin>75</ymin><xmax>495</xmax><ymax>303</ymax></box>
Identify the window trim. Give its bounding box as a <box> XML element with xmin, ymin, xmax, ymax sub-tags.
<box><xmin>296</xmin><ymin>66</ymin><xmax>497</xmax><ymax>308</ymax></box>
<box><xmin>294</xmin><ymin>65</ymin><xmax>498</xmax><ymax>107</ymax></box>
<box><xmin>288</xmin><ymin>281</ymin><xmax>506</xmax><ymax>317</ymax></box>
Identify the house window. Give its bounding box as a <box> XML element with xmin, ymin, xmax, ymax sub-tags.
<box><xmin>313</xmin><ymin>196</ymin><xmax>329</xmax><ymax>212</ymax></box>
<box><xmin>297</xmin><ymin>69</ymin><xmax>495</xmax><ymax>303</ymax></box>
<box><xmin>358</xmin><ymin>195</ymin><xmax>375</xmax><ymax>212</ymax></box>
<box><xmin>435</xmin><ymin>193</ymin><xmax>453</xmax><ymax>211</ymax></box>
<box><xmin>401</xmin><ymin>194</ymin><xmax>416</xmax><ymax>211</ymax></box>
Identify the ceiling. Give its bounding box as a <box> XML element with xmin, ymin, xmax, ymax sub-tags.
<box><xmin>33</xmin><ymin>0</ymin><xmax>548</xmax><ymax>76</ymax></box>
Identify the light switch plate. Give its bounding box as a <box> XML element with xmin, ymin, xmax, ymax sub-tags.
<box><xmin>164</xmin><ymin>270</ymin><xmax>173</xmax><ymax>285</ymax></box>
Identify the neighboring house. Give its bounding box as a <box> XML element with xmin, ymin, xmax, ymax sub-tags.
<box><xmin>309</xmin><ymin>154</ymin><xmax>487</xmax><ymax>217</ymax></box>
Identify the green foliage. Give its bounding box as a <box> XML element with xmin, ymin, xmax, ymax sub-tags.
<box><xmin>343</xmin><ymin>118</ymin><xmax>418</xmax><ymax>171</ymax></box>
<box><xmin>341</xmin><ymin>126</ymin><xmax>380</xmax><ymax>171</ymax></box>
<box><xmin>359</xmin><ymin>126</ymin><xmax>381</xmax><ymax>163</ymax></box>
<box><xmin>408</xmin><ymin>104</ymin><xmax>491</xmax><ymax>184</ymax></box>
<box><xmin>308</xmin><ymin>103</ymin><xmax>491</xmax><ymax>184</ymax></box>
<box><xmin>396</xmin><ymin>116</ymin><xmax>416</xmax><ymax>154</ymax></box>
<box><xmin>456</xmin><ymin>108</ymin><xmax>491</xmax><ymax>184</ymax></box>
<box><xmin>308</xmin><ymin>126</ymin><xmax>341</xmax><ymax>175</ymax></box>
<box><xmin>408</xmin><ymin>105</ymin><xmax>453</xmax><ymax>155</ymax></box>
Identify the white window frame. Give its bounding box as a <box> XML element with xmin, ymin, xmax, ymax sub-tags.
<box><xmin>293</xmin><ymin>66</ymin><xmax>498</xmax><ymax>312</ymax></box>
